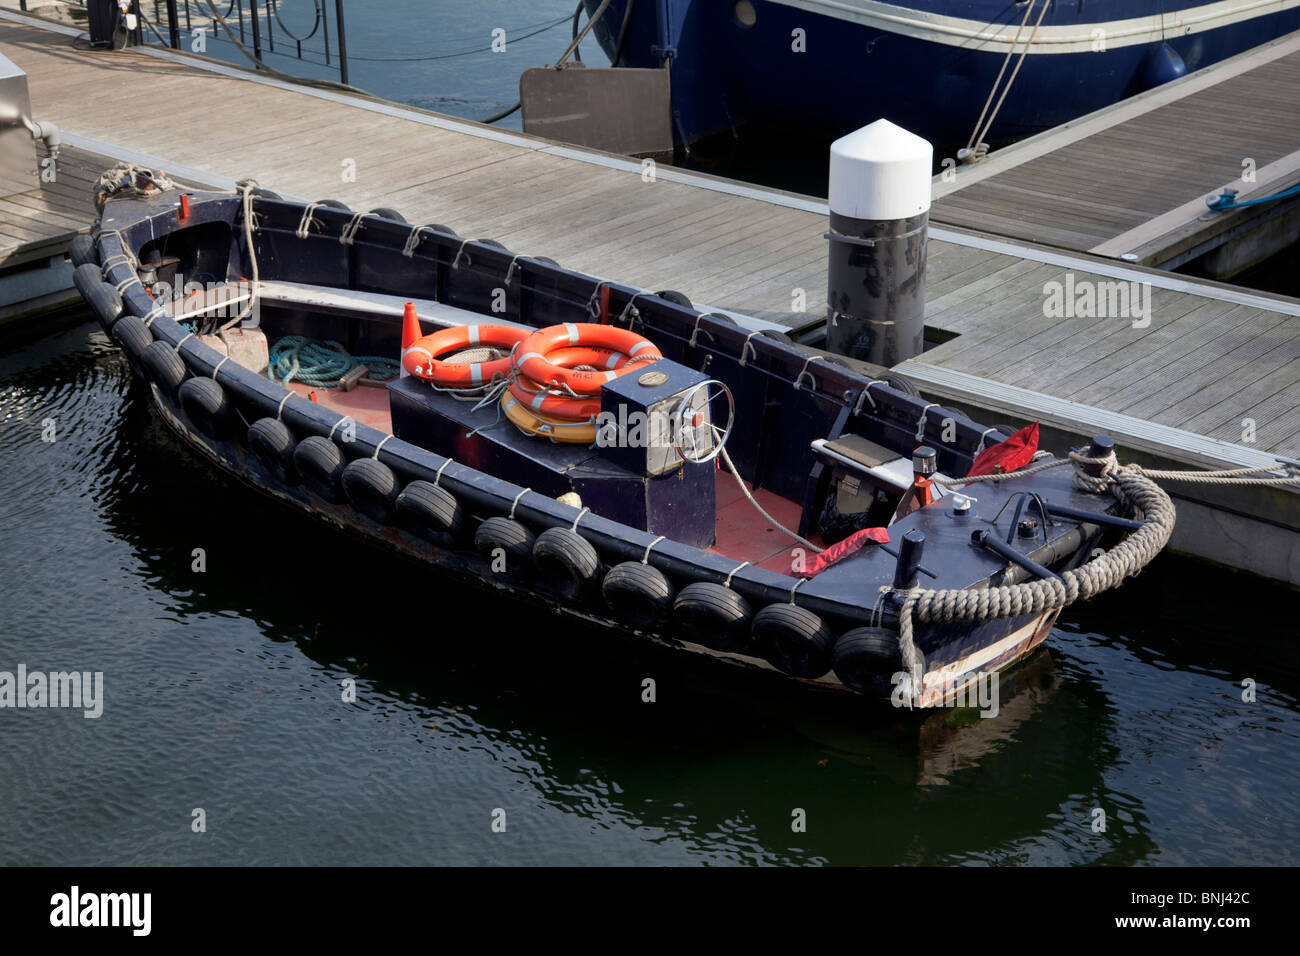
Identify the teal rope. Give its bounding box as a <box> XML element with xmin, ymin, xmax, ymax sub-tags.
<box><xmin>268</xmin><ymin>335</ymin><xmax>400</xmax><ymax>387</ymax></box>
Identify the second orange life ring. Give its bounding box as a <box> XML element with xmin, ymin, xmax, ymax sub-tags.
<box><xmin>403</xmin><ymin>324</ymin><xmax>529</xmax><ymax>387</ymax></box>
<box><xmin>515</xmin><ymin>323</ymin><xmax>661</xmax><ymax>395</ymax></box>
<box><xmin>507</xmin><ymin>345</ymin><xmax>630</xmax><ymax>420</ymax></box>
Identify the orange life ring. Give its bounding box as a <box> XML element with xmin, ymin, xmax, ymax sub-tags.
<box><xmin>402</xmin><ymin>324</ymin><xmax>529</xmax><ymax>386</ymax></box>
<box><xmin>507</xmin><ymin>345</ymin><xmax>629</xmax><ymax>420</ymax></box>
<box><xmin>515</xmin><ymin>323</ymin><xmax>661</xmax><ymax>395</ymax></box>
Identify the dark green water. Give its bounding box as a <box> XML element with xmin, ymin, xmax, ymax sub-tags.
<box><xmin>2</xmin><ymin>314</ymin><xmax>1298</xmax><ymax>865</ymax></box>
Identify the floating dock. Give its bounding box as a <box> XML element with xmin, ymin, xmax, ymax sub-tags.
<box><xmin>931</xmin><ymin>32</ymin><xmax>1300</xmax><ymax>276</ymax></box>
<box><xmin>1</xmin><ymin>9</ymin><xmax>1297</xmax><ymax>584</ymax></box>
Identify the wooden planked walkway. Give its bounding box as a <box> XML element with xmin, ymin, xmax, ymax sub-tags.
<box><xmin>0</xmin><ymin>140</ymin><xmax>94</xmax><ymax>268</ymax></box>
<box><xmin>931</xmin><ymin>31</ymin><xmax>1300</xmax><ymax>264</ymax></box>
<box><xmin>2</xmin><ymin>12</ymin><xmax>1300</xmax><ymax>467</ymax></box>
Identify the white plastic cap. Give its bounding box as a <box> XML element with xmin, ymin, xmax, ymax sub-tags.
<box><xmin>829</xmin><ymin>119</ymin><xmax>933</xmax><ymax>222</ymax></box>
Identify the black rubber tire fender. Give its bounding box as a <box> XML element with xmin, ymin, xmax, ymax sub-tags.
<box><xmin>86</xmin><ymin>281</ymin><xmax>125</xmax><ymax>330</ymax></box>
<box><xmin>672</xmin><ymin>582</ymin><xmax>752</xmax><ymax>651</ymax></box>
<box><xmin>72</xmin><ymin>262</ymin><xmax>104</xmax><ymax>299</ymax></box>
<box><xmin>602</xmin><ymin>561</ymin><xmax>674</xmax><ymax>629</ymax></box>
<box><xmin>68</xmin><ymin>234</ymin><xmax>97</xmax><ymax>268</ymax></box>
<box><xmin>428</xmin><ymin>223</ymin><xmax>459</xmax><ymax>238</ymax></box>
<box><xmin>315</xmin><ymin>198</ymin><xmax>351</xmax><ymax>211</ymax></box>
<box><xmin>342</xmin><ymin>458</ymin><xmax>399</xmax><ymax>523</ymax></box>
<box><xmin>293</xmin><ymin>435</ymin><xmax>346</xmax><ymax>502</ymax></box>
<box><xmin>883</xmin><ymin>373</ymin><xmax>921</xmax><ymax>398</ymax></box>
<box><xmin>831</xmin><ymin>626</ymin><xmax>903</xmax><ymax>697</ymax></box>
<box><xmin>178</xmin><ymin>376</ymin><xmax>234</xmax><ymax>441</ymax></box>
<box><xmin>141</xmin><ymin>339</ymin><xmax>187</xmax><ymax>399</ymax></box>
<box><xmin>110</xmin><ymin>314</ymin><xmax>153</xmax><ymax>376</ymax></box>
<box><xmin>247</xmin><ymin>417</ymin><xmax>298</xmax><ymax>485</ymax></box>
<box><xmin>368</xmin><ymin>207</ymin><xmax>407</xmax><ymax>223</ymax></box>
<box><xmin>751</xmin><ymin>603</ymin><xmax>835</xmax><ymax>679</ymax></box>
<box><xmin>533</xmin><ymin>527</ymin><xmax>601</xmax><ymax>600</ymax></box>
<box><xmin>252</xmin><ymin>186</ymin><xmax>282</xmax><ymax>200</ymax></box>
<box><xmin>475</xmin><ymin>517</ymin><xmax>535</xmax><ymax>573</ymax></box>
<box><xmin>395</xmin><ymin>480</ymin><xmax>464</xmax><ymax>541</ymax></box>
<box><xmin>655</xmin><ymin>290</ymin><xmax>692</xmax><ymax>308</ymax></box>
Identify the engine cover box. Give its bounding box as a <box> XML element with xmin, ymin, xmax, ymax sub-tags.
<box><xmin>389</xmin><ymin>374</ymin><xmax>715</xmax><ymax>548</ymax></box>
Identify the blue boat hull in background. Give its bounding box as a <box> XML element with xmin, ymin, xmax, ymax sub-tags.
<box><xmin>582</xmin><ymin>0</ymin><xmax>1300</xmax><ymax>159</ymax></box>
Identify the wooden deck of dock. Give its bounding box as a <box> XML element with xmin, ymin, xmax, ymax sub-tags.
<box><xmin>1</xmin><ymin>9</ymin><xmax>1297</xmax><ymax>581</ymax></box>
<box><xmin>931</xmin><ymin>31</ymin><xmax>1300</xmax><ymax>269</ymax></box>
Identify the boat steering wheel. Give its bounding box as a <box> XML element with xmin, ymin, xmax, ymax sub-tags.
<box><xmin>673</xmin><ymin>379</ymin><xmax>734</xmax><ymax>465</ymax></box>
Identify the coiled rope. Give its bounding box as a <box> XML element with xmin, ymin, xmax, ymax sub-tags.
<box><xmin>894</xmin><ymin>449</ymin><xmax>1177</xmax><ymax>707</ymax></box>
<box><xmin>268</xmin><ymin>336</ymin><xmax>399</xmax><ymax>387</ymax></box>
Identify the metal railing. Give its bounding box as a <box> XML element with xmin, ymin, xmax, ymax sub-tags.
<box><xmin>151</xmin><ymin>0</ymin><xmax>352</xmax><ymax>84</ymax></box>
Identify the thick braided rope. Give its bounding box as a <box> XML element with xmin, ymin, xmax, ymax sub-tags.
<box><xmin>895</xmin><ymin>457</ymin><xmax>1175</xmax><ymax>706</ymax></box>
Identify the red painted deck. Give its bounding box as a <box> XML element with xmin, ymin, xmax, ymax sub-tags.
<box><xmin>290</xmin><ymin>379</ymin><xmax>813</xmax><ymax>567</ymax></box>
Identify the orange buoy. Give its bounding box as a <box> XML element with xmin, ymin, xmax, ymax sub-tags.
<box><xmin>403</xmin><ymin>324</ymin><xmax>529</xmax><ymax>387</ymax></box>
<box><xmin>515</xmin><ymin>323</ymin><xmax>660</xmax><ymax>395</ymax></box>
<box><xmin>399</xmin><ymin>302</ymin><xmax>423</xmax><ymax>379</ymax></box>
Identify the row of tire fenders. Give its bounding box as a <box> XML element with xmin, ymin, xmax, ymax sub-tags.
<box><xmin>72</xmin><ymin>236</ymin><xmax>902</xmax><ymax>696</ymax></box>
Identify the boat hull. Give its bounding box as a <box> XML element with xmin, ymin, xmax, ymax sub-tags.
<box><xmin>81</xmin><ymin>188</ymin><xmax>1135</xmax><ymax>714</ymax></box>
<box><xmin>145</xmin><ymin>381</ymin><xmax>1056</xmax><ymax>710</ymax></box>
<box><xmin>585</xmin><ymin>0</ymin><xmax>1300</xmax><ymax>154</ymax></box>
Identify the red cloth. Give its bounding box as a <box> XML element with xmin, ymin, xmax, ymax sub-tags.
<box><xmin>802</xmin><ymin>526</ymin><xmax>890</xmax><ymax>577</ymax></box>
<box><xmin>967</xmin><ymin>422</ymin><xmax>1039</xmax><ymax>477</ymax></box>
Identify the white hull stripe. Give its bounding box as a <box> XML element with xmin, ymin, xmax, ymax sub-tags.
<box><xmin>767</xmin><ymin>0</ymin><xmax>1300</xmax><ymax>54</ymax></box>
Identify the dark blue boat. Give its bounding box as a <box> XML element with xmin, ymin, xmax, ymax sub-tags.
<box><xmin>581</xmin><ymin>0</ymin><xmax>1300</xmax><ymax>154</ymax></box>
<box><xmin>70</xmin><ymin>175</ymin><xmax>1174</xmax><ymax>710</ymax></box>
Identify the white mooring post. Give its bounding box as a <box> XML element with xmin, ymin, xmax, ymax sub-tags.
<box><xmin>826</xmin><ymin>119</ymin><xmax>933</xmax><ymax>366</ymax></box>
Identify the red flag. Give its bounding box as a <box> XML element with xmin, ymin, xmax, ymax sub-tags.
<box><xmin>802</xmin><ymin>526</ymin><xmax>890</xmax><ymax>577</ymax></box>
<box><xmin>967</xmin><ymin>422</ymin><xmax>1039</xmax><ymax>477</ymax></box>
